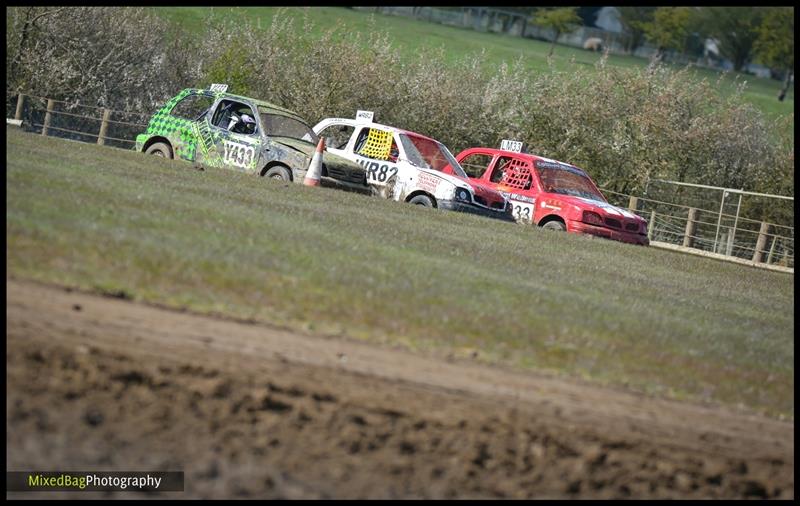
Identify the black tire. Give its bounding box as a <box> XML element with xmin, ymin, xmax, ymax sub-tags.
<box><xmin>264</xmin><ymin>166</ymin><xmax>291</xmax><ymax>181</ymax></box>
<box><xmin>408</xmin><ymin>194</ymin><xmax>434</xmax><ymax>207</ymax></box>
<box><xmin>542</xmin><ymin>220</ymin><xmax>566</xmax><ymax>231</ymax></box>
<box><xmin>145</xmin><ymin>142</ymin><xmax>172</xmax><ymax>158</ymax></box>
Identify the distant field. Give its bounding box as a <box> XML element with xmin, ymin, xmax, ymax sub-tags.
<box><xmin>155</xmin><ymin>6</ymin><xmax>793</xmax><ymax>123</ymax></box>
<box><xmin>6</xmin><ymin>127</ymin><xmax>794</xmax><ymax>417</ymax></box>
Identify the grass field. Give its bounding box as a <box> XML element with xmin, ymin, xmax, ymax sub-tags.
<box><xmin>155</xmin><ymin>6</ymin><xmax>793</xmax><ymax>123</ymax></box>
<box><xmin>6</xmin><ymin>126</ymin><xmax>794</xmax><ymax>418</ymax></box>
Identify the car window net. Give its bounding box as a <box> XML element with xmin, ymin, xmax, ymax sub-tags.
<box><xmin>356</xmin><ymin>128</ymin><xmax>393</xmax><ymax>160</ymax></box>
<box><xmin>499</xmin><ymin>159</ymin><xmax>532</xmax><ymax>190</ymax></box>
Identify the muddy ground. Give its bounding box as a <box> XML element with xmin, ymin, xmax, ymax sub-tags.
<box><xmin>6</xmin><ymin>278</ymin><xmax>794</xmax><ymax>499</ymax></box>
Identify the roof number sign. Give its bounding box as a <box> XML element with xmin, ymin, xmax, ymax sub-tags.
<box><xmin>500</xmin><ymin>139</ymin><xmax>523</xmax><ymax>153</ymax></box>
<box><xmin>210</xmin><ymin>83</ymin><xmax>229</xmax><ymax>93</ymax></box>
<box><xmin>356</xmin><ymin>110</ymin><xmax>374</xmax><ymax>123</ymax></box>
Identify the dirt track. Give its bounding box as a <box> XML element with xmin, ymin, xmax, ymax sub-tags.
<box><xmin>6</xmin><ymin>278</ymin><xmax>794</xmax><ymax>499</ymax></box>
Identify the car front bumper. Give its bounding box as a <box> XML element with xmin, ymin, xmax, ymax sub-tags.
<box><xmin>567</xmin><ymin>220</ymin><xmax>649</xmax><ymax>246</ymax></box>
<box><xmin>439</xmin><ymin>200</ymin><xmax>516</xmax><ymax>222</ymax></box>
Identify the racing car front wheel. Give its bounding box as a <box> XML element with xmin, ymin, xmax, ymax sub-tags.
<box><xmin>145</xmin><ymin>142</ymin><xmax>173</xmax><ymax>159</ymax></box>
<box><xmin>409</xmin><ymin>195</ymin><xmax>434</xmax><ymax>207</ymax></box>
<box><xmin>542</xmin><ymin>220</ymin><xmax>566</xmax><ymax>231</ymax></box>
<box><xmin>264</xmin><ymin>166</ymin><xmax>291</xmax><ymax>181</ymax></box>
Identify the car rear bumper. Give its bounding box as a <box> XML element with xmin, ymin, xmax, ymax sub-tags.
<box><xmin>567</xmin><ymin>220</ymin><xmax>649</xmax><ymax>246</ymax></box>
<box><xmin>439</xmin><ymin>200</ymin><xmax>516</xmax><ymax>222</ymax></box>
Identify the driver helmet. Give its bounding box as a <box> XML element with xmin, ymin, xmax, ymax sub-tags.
<box><xmin>237</xmin><ymin>113</ymin><xmax>256</xmax><ymax>134</ymax></box>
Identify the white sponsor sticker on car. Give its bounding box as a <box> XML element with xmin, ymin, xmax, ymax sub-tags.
<box><xmin>510</xmin><ymin>201</ymin><xmax>534</xmax><ymax>222</ymax></box>
<box><xmin>222</xmin><ymin>140</ymin><xmax>255</xmax><ymax>169</ymax></box>
<box><xmin>415</xmin><ymin>172</ymin><xmax>441</xmax><ymax>193</ymax></box>
<box><xmin>500</xmin><ymin>139</ymin><xmax>523</xmax><ymax>153</ymax></box>
<box><xmin>356</xmin><ymin>110</ymin><xmax>374</xmax><ymax>122</ymax></box>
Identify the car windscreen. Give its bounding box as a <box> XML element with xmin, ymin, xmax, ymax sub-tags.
<box><xmin>398</xmin><ymin>133</ymin><xmax>468</xmax><ymax>178</ymax></box>
<box><xmin>259</xmin><ymin>111</ymin><xmax>318</xmax><ymax>143</ymax></box>
<box><xmin>536</xmin><ymin>163</ymin><xmax>606</xmax><ymax>202</ymax></box>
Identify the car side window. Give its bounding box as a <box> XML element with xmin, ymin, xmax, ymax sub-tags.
<box><xmin>354</xmin><ymin>127</ymin><xmax>396</xmax><ymax>161</ymax></box>
<box><xmin>170</xmin><ymin>94</ymin><xmax>215</xmax><ymax>121</ymax></box>
<box><xmin>211</xmin><ymin>99</ymin><xmax>258</xmax><ymax>135</ymax></box>
<box><xmin>459</xmin><ymin>153</ymin><xmax>494</xmax><ymax>178</ymax></box>
<box><xmin>318</xmin><ymin>124</ymin><xmax>354</xmax><ymax>150</ymax></box>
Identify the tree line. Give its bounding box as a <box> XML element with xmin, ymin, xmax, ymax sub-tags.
<box><xmin>533</xmin><ymin>7</ymin><xmax>793</xmax><ymax>101</ymax></box>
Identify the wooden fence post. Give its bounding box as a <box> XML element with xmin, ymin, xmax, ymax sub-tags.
<box><xmin>628</xmin><ymin>196</ymin><xmax>639</xmax><ymax>212</ymax></box>
<box><xmin>15</xmin><ymin>93</ymin><xmax>25</xmax><ymax>121</ymax></box>
<box><xmin>41</xmin><ymin>98</ymin><xmax>54</xmax><ymax>136</ymax></box>
<box><xmin>751</xmin><ymin>221</ymin><xmax>770</xmax><ymax>263</ymax></box>
<box><xmin>97</xmin><ymin>108</ymin><xmax>111</xmax><ymax>146</ymax></box>
<box><xmin>647</xmin><ymin>210</ymin><xmax>656</xmax><ymax>240</ymax></box>
<box><xmin>683</xmin><ymin>208</ymin><xmax>698</xmax><ymax>248</ymax></box>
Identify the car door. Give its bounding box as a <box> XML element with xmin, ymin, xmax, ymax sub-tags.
<box><xmin>199</xmin><ymin>98</ymin><xmax>262</xmax><ymax>172</ymax></box>
<box><xmin>459</xmin><ymin>150</ymin><xmax>537</xmax><ymax>223</ymax></box>
<box><xmin>487</xmin><ymin>155</ymin><xmax>537</xmax><ymax>223</ymax></box>
<box><xmin>350</xmin><ymin>126</ymin><xmax>400</xmax><ymax>187</ymax></box>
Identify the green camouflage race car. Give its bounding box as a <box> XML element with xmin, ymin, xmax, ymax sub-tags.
<box><xmin>135</xmin><ymin>84</ymin><xmax>368</xmax><ymax>191</ymax></box>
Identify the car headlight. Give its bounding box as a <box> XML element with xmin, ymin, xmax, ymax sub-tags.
<box><xmin>582</xmin><ymin>210</ymin><xmax>604</xmax><ymax>226</ymax></box>
<box><xmin>454</xmin><ymin>187</ymin><xmax>471</xmax><ymax>203</ymax></box>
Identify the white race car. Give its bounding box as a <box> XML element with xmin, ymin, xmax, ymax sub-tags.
<box><xmin>312</xmin><ymin>112</ymin><xmax>513</xmax><ymax>221</ymax></box>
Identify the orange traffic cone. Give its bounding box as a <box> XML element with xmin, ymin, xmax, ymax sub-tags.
<box><xmin>304</xmin><ymin>137</ymin><xmax>326</xmax><ymax>187</ymax></box>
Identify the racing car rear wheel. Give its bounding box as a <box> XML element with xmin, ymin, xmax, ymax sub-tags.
<box><xmin>409</xmin><ymin>194</ymin><xmax>434</xmax><ymax>207</ymax></box>
<box><xmin>264</xmin><ymin>166</ymin><xmax>291</xmax><ymax>181</ymax></box>
<box><xmin>542</xmin><ymin>220</ymin><xmax>566</xmax><ymax>231</ymax></box>
<box><xmin>376</xmin><ymin>177</ymin><xmax>396</xmax><ymax>200</ymax></box>
<box><xmin>145</xmin><ymin>142</ymin><xmax>173</xmax><ymax>159</ymax></box>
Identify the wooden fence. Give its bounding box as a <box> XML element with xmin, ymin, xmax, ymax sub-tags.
<box><xmin>10</xmin><ymin>92</ymin><xmax>150</xmax><ymax>150</ymax></box>
<box><xmin>608</xmin><ymin>191</ymin><xmax>794</xmax><ymax>271</ymax></box>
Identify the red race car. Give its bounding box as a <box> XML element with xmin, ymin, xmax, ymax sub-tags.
<box><xmin>447</xmin><ymin>141</ymin><xmax>649</xmax><ymax>245</ymax></box>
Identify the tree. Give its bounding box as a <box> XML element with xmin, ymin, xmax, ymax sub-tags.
<box><xmin>641</xmin><ymin>7</ymin><xmax>691</xmax><ymax>62</ymax></box>
<box><xmin>753</xmin><ymin>7</ymin><xmax>794</xmax><ymax>101</ymax></box>
<box><xmin>6</xmin><ymin>7</ymin><xmax>67</xmax><ymax>90</ymax></box>
<box><xmin>576</xmin><ymin>7</ymin><xmax>602</xmax><ymax>28</ymax></box>
<box><xmin>617</xmin><ymin>7</ymin><xmax>656</xmax><ymax>54</ymax></box>
<box><xmin>6</xmin><ymin>7</ymin><xmax>199</xmax><ymax>111</ymax></box>
<box><xmin>533</xmin><ymin>7</ymin><xmax>581</xmax><ymax>57</ymax></box>
<box><xmin>695</xmin><ymin>7</ymin><xmax>765</xmax><ymax>72</ymax></box>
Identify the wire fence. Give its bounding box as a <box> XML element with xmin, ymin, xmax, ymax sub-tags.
<box><xmin>601</xmin><ymin>185</ymin><xmax>794</xmax><ymax>269</ymax></box>
<box><xmin>6</xmin><ymin>90</ymin><xmax>794</xmax><ymax>269</ymax></box>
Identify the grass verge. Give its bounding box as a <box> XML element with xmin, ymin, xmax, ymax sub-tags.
<box><xmin>6</xmin><ymin>126</ymin><xmax>794</xmax><ymax>418</ymax></box>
